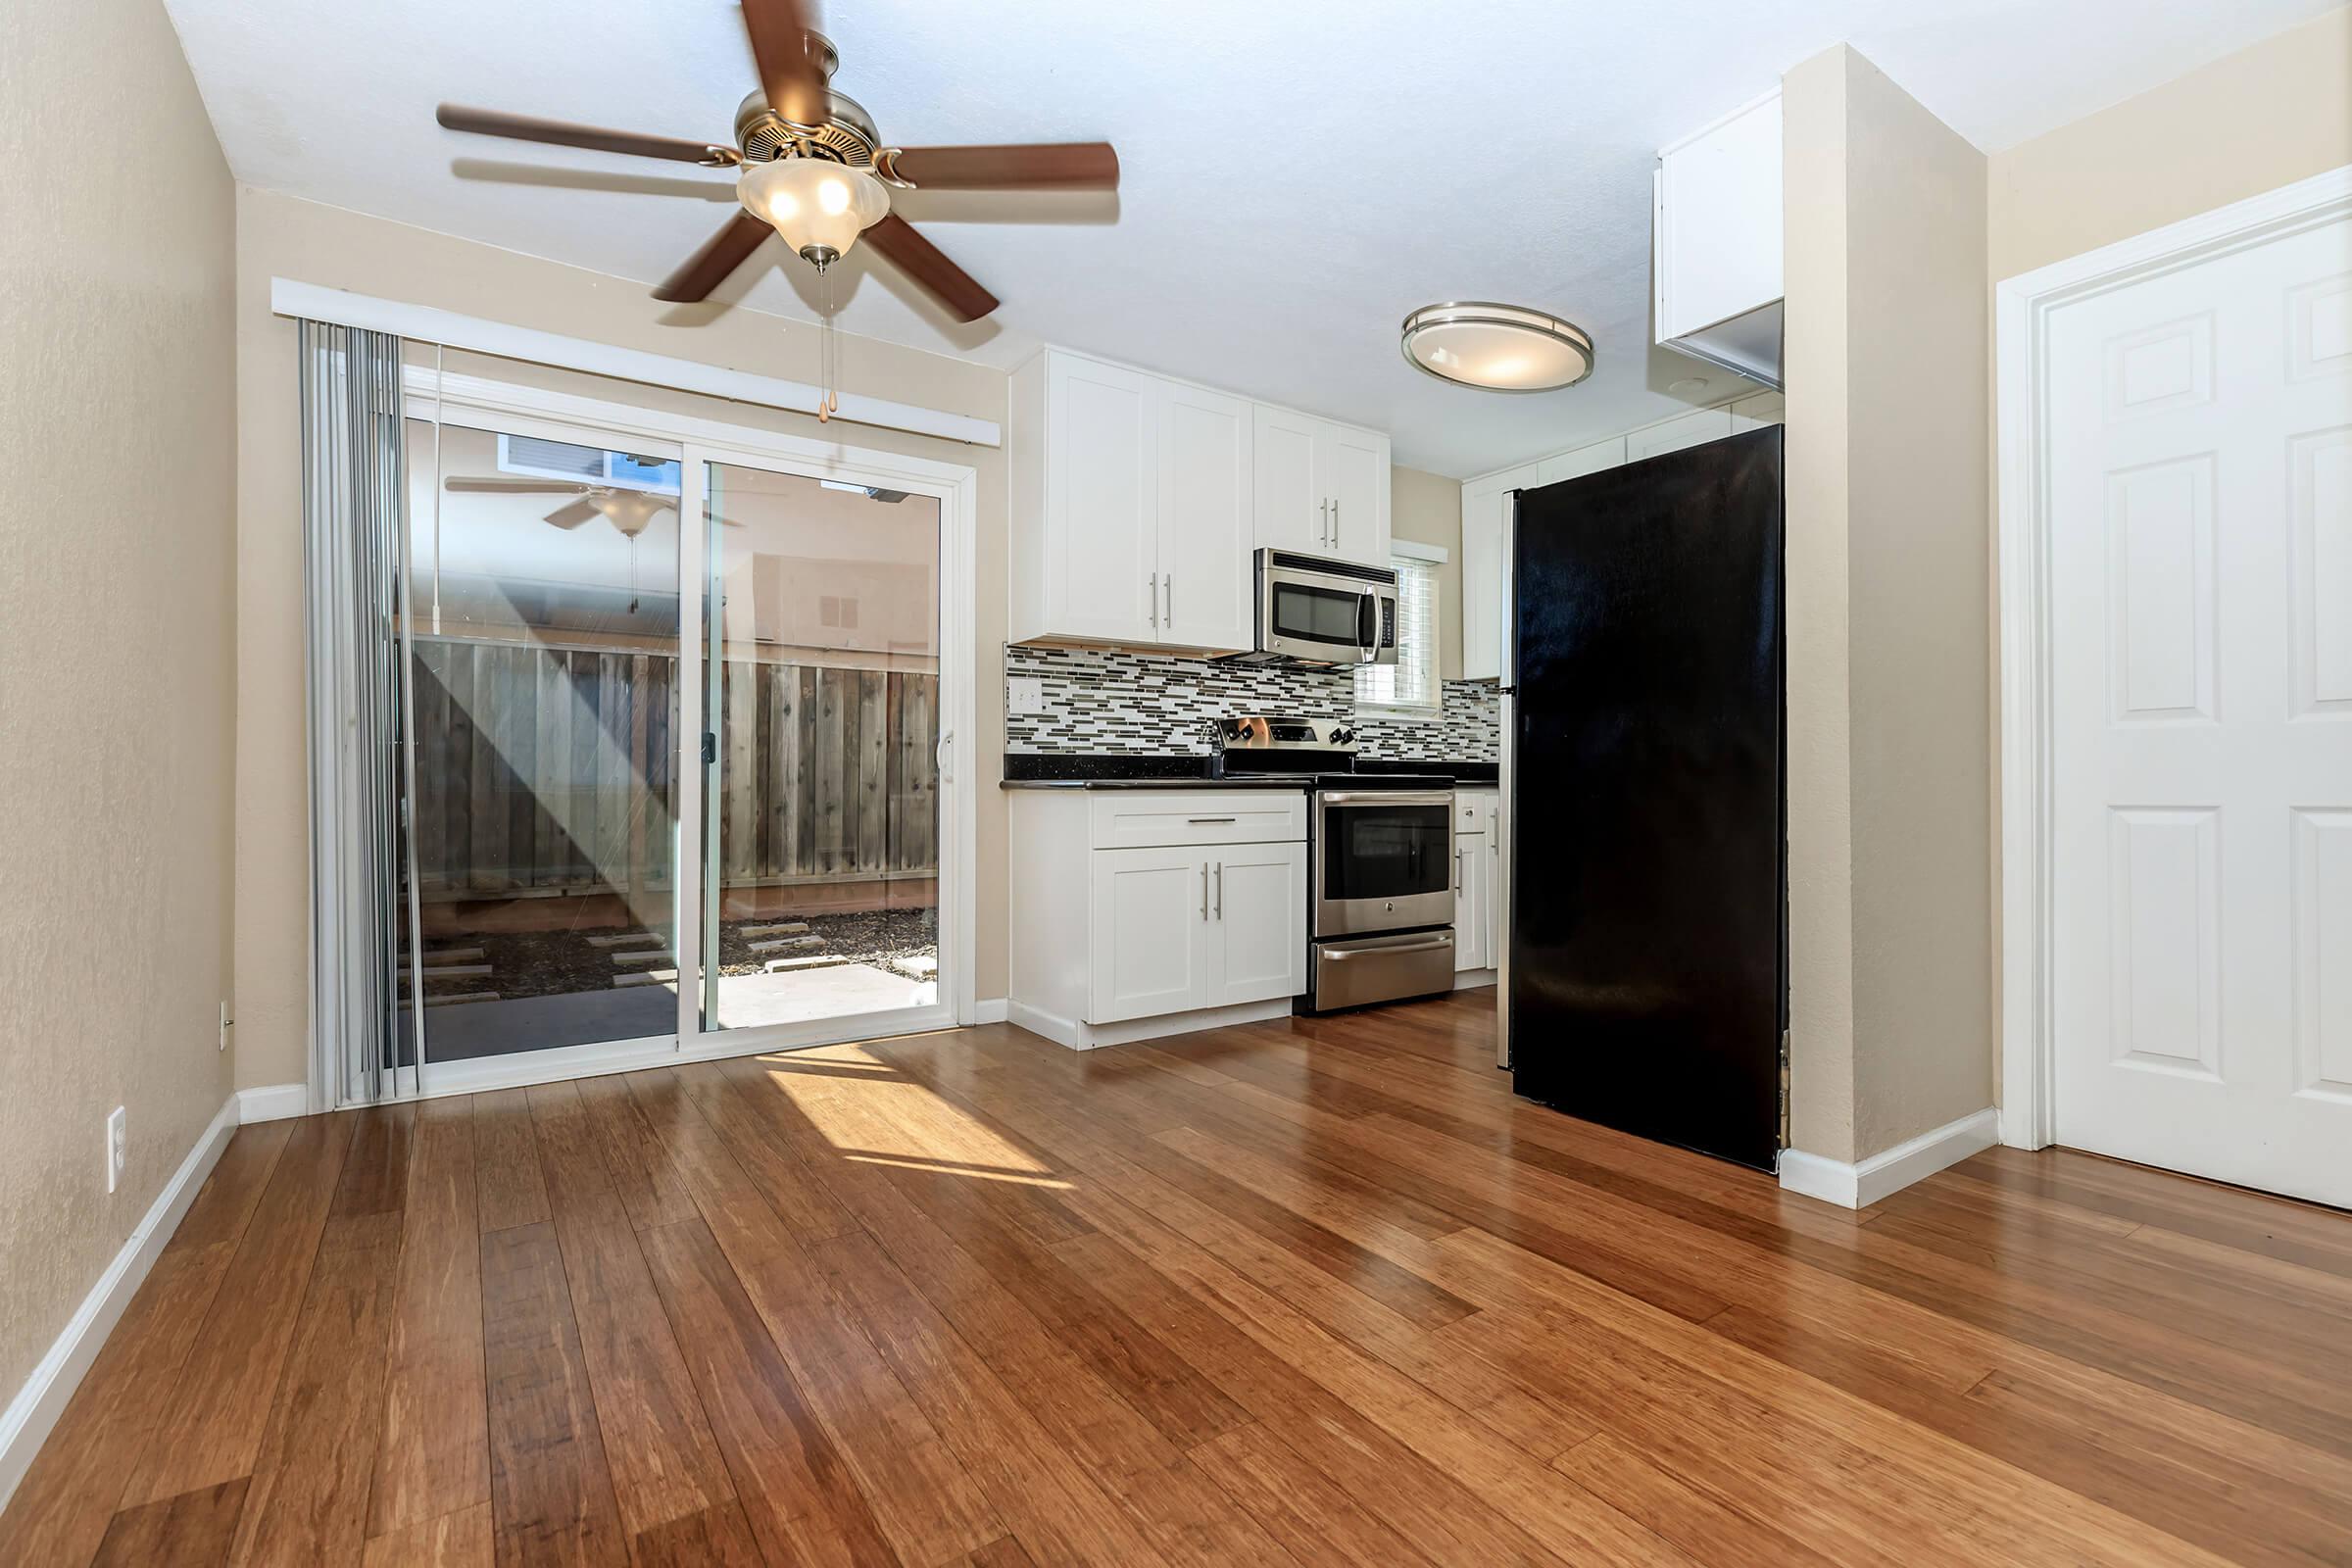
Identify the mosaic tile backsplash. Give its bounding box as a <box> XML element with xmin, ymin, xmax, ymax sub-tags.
<box><xmin>1004</xmin><ymin>645</ymin><xmax>1500</xmax><ymax>761</ymax></box>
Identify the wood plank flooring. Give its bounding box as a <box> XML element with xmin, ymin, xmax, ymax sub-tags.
<box><xmin>6</xmin><ymin>991</ymin><xmax>2349</xmax><ymax>1566</ymax></box>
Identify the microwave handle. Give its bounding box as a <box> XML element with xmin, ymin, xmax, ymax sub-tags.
<box><xmin>1356</xmin><ymin>588</ymin><xmax>1375</xmax><ymax>662</ymax></box>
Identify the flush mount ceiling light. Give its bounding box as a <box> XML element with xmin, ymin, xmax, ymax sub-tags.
<box><xmin>1400</xmin><ymin>302</ymin><xmax>1594</xmax><ymax>392</ymax></box>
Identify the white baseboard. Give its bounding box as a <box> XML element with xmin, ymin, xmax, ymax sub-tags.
<box><xmin>0</xmin><ymin>1092</ymin><xmax>240</xmax><ymax>1517</ymax></box>
<box><xmin>236</xmin><ymin>1083</ymin><xmax>310</xmax><ymax>1123</ymax></box>
<box><xmin>1006</xmin><ymin>997</ymin><xmax>1294</xmax><ymax>1052</ymax></box>
<box><xmin>972</xmin><ymin>998</ymin><xmax>1010</xmax><ymax>1025</ymax></box>
<box><xmin>1452</xmin><ymin>968</ymin><xmax>1496</xmax><ymax>991</ymax></box>
<box><xmin>1779</xmin><ymin>1107</ymin><xmax>2000</xmax><ymax>1209</ymax></box>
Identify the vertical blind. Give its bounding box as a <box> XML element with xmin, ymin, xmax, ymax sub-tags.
<box><xmin>301</xmin><ymin>321</ymin><xmax>416</xmax><ymax>1107</ymax></box>
<box><xmin>1356</xmin><ymin>555</ymin><xmax>1441</xmax><ymax>710</ymax></box>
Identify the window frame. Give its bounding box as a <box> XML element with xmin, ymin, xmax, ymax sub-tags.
<box><xmin>1354</xmin><ymin>541</ymin><xmax>1446</xmax><ymax>720</ymax></box>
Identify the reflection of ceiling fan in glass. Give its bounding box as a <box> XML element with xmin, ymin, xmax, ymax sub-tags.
<box><xmin>443</xmin><ymin>476</ymin><xmax>743</xmax><ymax>536</ymax></box>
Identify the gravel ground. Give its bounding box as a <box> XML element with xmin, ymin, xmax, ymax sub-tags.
<box><xmin>411</xmin><ymin>906</ymin><xmax>937</xmax><ymax>1001</ymax></box>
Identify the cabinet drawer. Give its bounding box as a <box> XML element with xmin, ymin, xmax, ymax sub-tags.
<box><xmin>1089</xmin><ymin>790</ymin><xmax>1306</xmax><ymax>850</ymax></box>
<box><xmin>1455</xmin><ymin>788</ymin><xmax>1499</xmax><ymax>840</ymax></box>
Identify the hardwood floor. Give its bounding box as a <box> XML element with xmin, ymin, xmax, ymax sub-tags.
<box><xmin>6</xmin><ymin>991</ymin><xmax>2349</xmax><ymax>1566</ymax></box>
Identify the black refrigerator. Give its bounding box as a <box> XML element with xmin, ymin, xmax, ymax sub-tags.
<box><xmin>1500</xmin><ymin>426</ymin><xmax>1785</xmax><ymax>1171</ymax></box>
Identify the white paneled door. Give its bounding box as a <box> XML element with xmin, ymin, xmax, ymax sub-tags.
<box><xmin>2047</xmin><ymin>211</ymin><xmax>2352</xmax><ymax>1207</ymax></box>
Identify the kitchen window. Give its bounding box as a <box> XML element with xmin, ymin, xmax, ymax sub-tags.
<box><xmin>1355</xmin><ymin>545</ymin><xmax>1442</xmax><ymax>716</ymax></box>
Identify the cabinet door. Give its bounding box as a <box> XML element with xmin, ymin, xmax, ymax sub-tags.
<box><xmin>1323</xmin><ymin>423</ymin><xmax>1391</xmax><ymax>568</ymax></box>
<box><xmin>1537</xmin><ymin>438</ymin><xmax>1625</xmax><ymax>484</ymax></box>
<box><xmin>1089</xmin><ymin>847</ymin><xmax>1211</xmax><ymax>1023</ymax></box>
<box><xmin>1459</xmin><ymin>480</ymin><xmax>1505</xmax><ymax>681</ymax></box>
<box><xmin>1156</xmin><ymin>381</ymin><xmax>1253</xmax><ymax>653</ymax></box>
<box><xmin>1050</xmin><ymin>354</ymin><xmax>1159</xmax><ymax>642</ymax></box>
<box><xmin>1203</xmin><ymin>843</ymin><xmax>1306</xmax><ymax>1007</ymax></box>
<box><xmin>1627</xmin><ymin>407</ymin><xmax>1734</xmax><ymax>463</ymax></box>
<box><xmin>1453</xmin><ymin>832</ymin><xmax>1487</xmax><ymax>970</ymax></box>
<box><xmin>1252</xmin><ymin>403</ymin><xmax>1323</xmax><ymax>556</ymax></box>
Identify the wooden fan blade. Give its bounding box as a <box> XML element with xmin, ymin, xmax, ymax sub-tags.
<box><xmin>861</xmin><ymin>214</ymin><xmax>1000</xmax><ymax>322</ymax></box>
<box><xmin>741</xmin><ymin>0</ymin><xmax>828</xmax><ymax>127</ymax></box>
<box><xmin>654</xmin><ymin>210</ymin><xmax>773</xmax><ymax>303</ymax></box>
<box><xmin>881</xmin><ymin>143</ymin><xmax>1118</xmax><ymax>190</ymax></box>
<box><xmin>435</xmin><ymin>105</ymin><xmax>737</xmax><ymax>167</ymax></box>
<box><xmin>543</xmin><ymin>499</ymin><xmax>603</xmax><ymax>530</ymax></box>
<box><xmin>446</xmin><ymin>477</ymin><xmax>592</xmax><ymax>495</ymax></box>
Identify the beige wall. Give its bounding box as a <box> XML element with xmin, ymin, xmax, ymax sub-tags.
<box><xmin>234</xmin><ymin>189</ymin><xmax>1009</xmax><ymax>1092</ymax></box>
<box><xmin>1784</xmin><ymin>45</ymin><xmax>1993</xmax><ymax>1164</ymax></box>
<box><xmin>1390</xmin><ymin>466</ymin><xmax>1465</xmax><ymax>682</ymax></box>
<box><xmin>0</xmin><ymin>0</ymin><xmax>238</xmax><ymax>1399</ymax></box>
<box><xmin>1988</xmin><ymin>8</ymin><xmax>2352</xmax><ymax>284</ymax></box>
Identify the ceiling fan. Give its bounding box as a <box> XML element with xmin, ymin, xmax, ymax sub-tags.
<box><xmin>443</xmin><ymin>476</ymin><xmax>746</xmax><ymax>537</ymax></box>
<box><xmin>433</xmin><ymin>0</ymin><xmax>1119</xmax><ymax>322</ymax></box>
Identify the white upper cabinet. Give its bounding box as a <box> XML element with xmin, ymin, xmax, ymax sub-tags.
<box><xmin>1011</xmin><ymin>348</ymin><xmax>1254</xmax><ymax>654</ymax></box>
<box><xmin>1012</xmin><ymin>347</ymin><xmax>1390</xmax><ymax>651</ymax></box>
<box><xmin>1627</xmin><ymin>406</ymin><xmax>1735</xmax><ymax>463</ymax></box>
<box><xmin>1252</xmin><ymin>405</ymin><xmax>1393</xmax><ymax>570</ymax></box>
<box><xmin>1653</xmin><ymin>89</ymin><xmax>1783</xmax><ymax>387</ymax></box>
<box><xmin>1250</xmin><ymin>403</ymin><xmax>1323</xmax><ymax>557</ymax></box>
<box><xmin>1157</xmin><ymin>380</ymin><xmax>1254</xmax><ymax>652</ymax></box>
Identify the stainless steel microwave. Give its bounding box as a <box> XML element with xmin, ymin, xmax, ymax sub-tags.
<box><xmin>1241</xmin><ymin>549</ymin><xmax>1398</xmax><ymax>666</ymax></box>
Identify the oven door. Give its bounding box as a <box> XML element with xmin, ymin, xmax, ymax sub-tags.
<box><xmin>1259</xmin><ymin>562</ymin><xmax>1397</xmax><ymax>664</ymax></box>
<box><xmin>1314</xmin><ymin>789</ymin><xmax>1455</xmax><ymax>936</ymax></box>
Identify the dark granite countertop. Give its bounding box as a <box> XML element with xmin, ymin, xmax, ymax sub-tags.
<box><xmin>1003</xmin><ymin>753</ymin><xmax>1497</xmax><ymax>789</ymax></box>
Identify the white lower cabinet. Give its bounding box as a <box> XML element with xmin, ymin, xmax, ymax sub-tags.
<box><xmin>1453</xmin><ymin>832</ymin><xmax>1488</xmax><ymax>971</ymax></box>
<box><xmin>1011</xmin><ymin>790</ymin><xmax>1307</xmax><ymax>1048</ymax></box>
<box><xmin>1088</xmin><ymin>842</ymin><xmax>1305</xmax><ymax>1022</ymax></box>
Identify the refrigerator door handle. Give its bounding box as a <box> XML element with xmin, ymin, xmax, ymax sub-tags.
<box><xmin>1496</xmin><ymin>489</ymin><xmax>1517</xmax><ymax>1073</ymax></box>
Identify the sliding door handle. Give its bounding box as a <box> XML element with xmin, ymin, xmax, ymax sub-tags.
<box><xmin>936</xmin><ymin>729</ymin><xmax>955</xmax><ymax>781</ymax></box>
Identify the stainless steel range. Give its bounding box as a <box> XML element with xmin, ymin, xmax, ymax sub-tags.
<box><xmin>1212</xmin><ymin>716</ymin><xmax>1457</xmax><ymax>1012</ymax></box>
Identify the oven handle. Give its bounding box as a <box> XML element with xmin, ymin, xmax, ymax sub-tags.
<box><xmin>1317</xmin><ymin>789</ymin><xmax>1454</xmax><ymax>808</ymax></box>
<box><xmin>1324</xmin><ymin>935</ymin><xmax>1454</xmax><ymax>959</ymax></box>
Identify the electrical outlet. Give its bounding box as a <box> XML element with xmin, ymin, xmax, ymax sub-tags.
<box><xmin>106</xmin><ymin>1106</ymin><xmax>126</xmax><ymax>1195</ymax></box>
<box><xmin>1008</xmin><ymin>677</ymin><xmax>1046</xmax><ymax>715</ymax></box>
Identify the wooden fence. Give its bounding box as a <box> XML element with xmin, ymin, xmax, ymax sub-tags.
<box><xmin>408</xmin><ymin>636</ymin><xmax>937</xmax><ymax>899</ymax></box>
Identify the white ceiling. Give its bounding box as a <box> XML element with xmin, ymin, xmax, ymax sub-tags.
<box><xmin>167</xmin><ymin>0</ymin><xmax>2336</xmax><ymax>477</ymax></box>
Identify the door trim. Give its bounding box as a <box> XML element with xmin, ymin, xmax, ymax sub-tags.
<box><xmin>1993</xmin><ymin>164</ymin><xmax>2352</xmax><ymax>1151</ymax></box>
<box><xmin>396</xmin><ymin>366</ymin><xmax>980</xmax><ymax>1096</ymax></box>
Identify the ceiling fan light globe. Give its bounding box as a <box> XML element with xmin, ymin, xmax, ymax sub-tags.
<box><xmin>738</xmin><ymin>158</ymin><xmax>891</xmax><ymax>265</ymax></box>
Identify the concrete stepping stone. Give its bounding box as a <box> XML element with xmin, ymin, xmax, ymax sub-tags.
<box><xmin>403</xmin><ymin>963</ymin><xmax>493</xmax><ymax>982</ymax></box>
<box><xmin>747</xmin><ymin>934</ymin><xmax>825</xmax><ymax>954</ymax></box>
<box><xmin>586</xmin><ymin>932</ymin><xmax>662</xmax><ymax>949</ymax></box>
<box><xmin>740</xmin><ymin>922</ymin><xmax>810</xmax><ymax>938</ymax></box>
<box><xmin>613</xmin><ymin>970</ymin><xmax>679</xmax><ymax>988</ymax></box>
<box><xmin>423</xmin><ymin>991</ymin><xmax>500</xmax><ymax>1006</ymax></box>
<box><xmin>612</xmin><ymin>949</ymin><xmax>679</xmax><ymax>967</ymax></box>
<box><xmin>762</xmin><ymin>954</ymin><xmax>855</xmax><ymax>972</ymax></box>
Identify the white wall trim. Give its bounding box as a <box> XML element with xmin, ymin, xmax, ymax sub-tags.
<box><xmin>1993</xmin><ymin>164</ymin><xmax>2352</xmax><ymax>1152</ymax></box>
<box><xmin>237</xmin><ymin>1083</ymin><xmax>311</xmax><ymax>1123</ymax></box>
<box><xmin>1779</xmin><ymin>1108</ymin><xmax>2000</xmax><ymax>1209</ymax></box>
<box><xmin>0</xmin><ymin>1093</ymin><xmax>240</xmax><ymax>1517</ymax></box>
<box><xmin>973</xmin><ymin>998</ymin><xmax>1010</xmax><ymax>1024</ymax></box>
<box><xmin>273</xmin><ymin>277</ymin><xmax>1001</xmax><ymax>448</ymax></box>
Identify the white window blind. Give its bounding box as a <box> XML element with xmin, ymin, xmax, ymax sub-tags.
<box><xmin>1356</xmin><ymin>555</ymin><xmax>1441</xmax><ymax>713</ymax></box>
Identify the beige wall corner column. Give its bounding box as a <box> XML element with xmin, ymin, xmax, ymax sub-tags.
<box><xmin>1780</xmin><ymin>44</ymin><xmax>1996</xmax><ymax>1203</ymax></box>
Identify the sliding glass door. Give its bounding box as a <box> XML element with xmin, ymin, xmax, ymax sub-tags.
<box><xmin>382</xmin><ymin>388</ymin><xmax>957</xmax><ymax>1083</ymax></box>
<box><xmin>697</xmin><ymin>456</ymin><xmax>944</xmax><ymax>1036</ymax></box>
<box><xmin>399</xmin><ymin>416</ymin><xmax>683</xmax><ymax>1060</ymax></box>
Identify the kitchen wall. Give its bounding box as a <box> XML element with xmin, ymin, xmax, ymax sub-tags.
<box><xmin>1005</xmin><ymin>645</ymin><xmax>1499</xmax><ymax>761</ymax></box>
<box><xmin>1783</xmin><ymin>44</ymin><xmax>1993</xmax><ymax>1167</ymax></box>
<box><xmin>1391</xmin><ymin>465</ymin><xmax>1465</xmax><ymax>681</ymax></box>
<box><xmin>0</xmin><ymin>0</ymin><xmax>238</xmax><ymax>1421</ymax></box>
<box><xmin>233</xmin><ymin>188</ymin><xmax>1011</xmax><ymax>1089</ymax></box>
<box><xmin>1987</xmin><ymin>7</ymin><xmax>2352</xmax><ymax>284</ymax></box>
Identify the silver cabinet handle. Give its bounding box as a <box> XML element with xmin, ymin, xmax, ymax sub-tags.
<box><xmin>1318</xmin><ymin>497</ymin><xmax>1329</xmax><ymax>546</ymax></box>
<box><xmin>1214</xmin><ymin>860</ymin><xmax>1223</xmax><ymax>919</ymax></box>
<box><xmin>1149</xmin><ymin>571</ymin><xmax>1158</xmax><ymax>629</ymax></box>
<box><xmin>1187</xmin><ymin>816</ymin><xmax>1237</xmax><ymax>824</ymax></box>
<box><xmin>1332</xmin><ymin>497</ymin><xmax>1341</xmax><ymax>551</ymax></box>
<box><xmin>1454</xmin><ymin>847</ymin><xmax>1463</xmax><ymax>894</ymax></box>
<box><xmin>1165</xmin><ymin>573</ymin><xmax>1174</xmax><ymax>626</ymax></box>
<box><xmin>1326</xmin><ymin>935</ymin><xmax>1452</xmax><ymax>959</ymax></box>
<box><xmin>1201</xmin><ymin>861</ymin><xmax>1209</xmax><ymax>921</ymax></box>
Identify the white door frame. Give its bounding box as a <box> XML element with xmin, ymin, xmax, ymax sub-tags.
<box><xmin>1993</xmin><ymin>165</ymin><xmax>2352</xmax><ymax>1149</ymax></box>
<box><xmin>388</xmin><ymin>366</ymin><xmax>980</xmax><ymax>1102</ymax></box>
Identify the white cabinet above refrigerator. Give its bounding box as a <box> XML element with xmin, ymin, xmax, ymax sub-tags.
<box><xmin>1653</xmin><ymin>88</ymin><xmax>1783</xmax><ymax>387</ymax></box>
